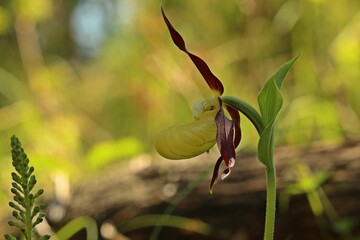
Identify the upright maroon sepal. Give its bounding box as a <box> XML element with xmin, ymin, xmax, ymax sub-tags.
<box><xmin>161</xmin><ymin>7</ymin><xmax>224</xmax><ymax>95</ymax></box>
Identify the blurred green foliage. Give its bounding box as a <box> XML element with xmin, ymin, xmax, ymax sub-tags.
<box><xmin>0</xmin><ymin>0</ymin><xmax>359</xmax><ymax>223</ymax></box>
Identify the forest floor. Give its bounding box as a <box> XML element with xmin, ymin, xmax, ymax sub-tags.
<box><xmin>2</xmin><ymin>141</ymin><xmax>360</xmax><ymax>240</ymax></box>
<box><xmin>58</xmin><ymin>141</ymin><xmax>360</xmax><ymax>240</ymax></box>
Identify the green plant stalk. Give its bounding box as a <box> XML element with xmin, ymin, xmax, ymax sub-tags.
<box><xmin>121</xmin><ymin>214</ymin><xmax>211</xmax><ymax>235</ymax></box>
<box><xmin>221</xmin><ymin>96</ymin><xmax>277</xmax><ymax>240</ymax></box>
<box><xmin>55</xmin><ymin>216</ymin><xmax>98</xmax><ymax>240</ymax></box>
<box><xmin>264</xmin><ymin>165</ymin><xmax>276</xmax><ymax>240</ymax></box>
<box><xmin>263</xmin><ymin>127</ymin><xmax>277</xmax><ymax>240</ymax></box>
<box><xmin>221</xmin><ymin>96</ymin><xmax>265</xmax><ymax>134</ymax></box>
<box><xmin>25</xmin><ymin>191</ymin><xmax>33</xmax><ymax>240</ymax></box>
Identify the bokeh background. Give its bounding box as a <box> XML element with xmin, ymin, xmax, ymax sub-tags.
<box><xmin>0</xmin><ymin>0</ymin><xmax>359</xmax><ymax>239</ymax></box>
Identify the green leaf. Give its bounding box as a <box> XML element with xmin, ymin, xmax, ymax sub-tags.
<box><xmin>257</xmin><ymin>79</ymin><xmax>284</xmax><ymax>126</ymax></box>
<box><xmin>39</xmin><ymin>235</ymin><xmax>51</xmax><ymax>240</ymax></box>
<box><xmin>4</xmin><ymin>234</ymin><xmax>17</xmax><ymax>240</ymax></box>
<box><xmin>120</xmin><ymin>214</ymin><xmax>211</xmax><ymax>236</ymax></box>
<box><xmin>12</xmin><ymin>182</ymin><xmax>23</xmax><ymax>193</ymax></box>
<box><xmin>272</xmin><ymin>55</ymin><xmax>300</xmax><ymax>90</ymax></box>
<box><xmin>257</xmin><ymin>56</ymin><xmax>299</xmax><ymax>167</ymax></box>
<box><xmin>33</xmin><ymin>214</ymin><xmax>45</xmax><ymax>227</ymax></box>
<box><xmin>257</xmin><ymin>121</ymin><xmax>275</xmax><ymax>166</ymax></box>
<box><xmin>32</xmin><ymin>207</ymin><xmax>39</xmax><ymax>219</ymax></box>
<box><xmin>55</xmin><ymin>216</ymin><xmax>98</xmax><ymax>240</ymax></box>
<box><xmin>33</xmin><ymin>189</ymin><xmax>44</xmax><ymax>199</ymax></box>
<box><xmin>257</xmin><ymin>55</ymin><xmax>299</xmax><ymax>125</ymax></box>
<box><xmin>8</xmin><ymin>220</ymin><xmax>22</xmax><ymax>228</ymax></box>
<box><xmin>9</xmin><ymin>201</ymin><xmax>23</xmax><ymax>212</ymax></box>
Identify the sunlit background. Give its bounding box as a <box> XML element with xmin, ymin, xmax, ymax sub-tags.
<box><xmin>0</xmin><ymin>0</ymin><xmax>360</xmax><ymax>238</ymax></box>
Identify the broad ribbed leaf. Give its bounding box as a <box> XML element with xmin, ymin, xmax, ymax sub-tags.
<box><xmin>257</xmin><ymin>79</ymin><xmax>283</xmax><ymax>126</ymax></box>
<box><xmin>257</xmin><ymin>120</ymin><xmax>275</xmax><ymax>166</ymax></box>
<box><xmin>257</xmin><ymin>56</ymin><xmax>299</xmax><ymax>125</ymax></box>
<box><xmin>257</xmin><ymin>56</ymin><xmax>299</xmax><ymax>167</ymax></box>
<box><xmin>272</xmin><ymin>55</ymin><xmax>300</xmax><ymax>89</ymax></box>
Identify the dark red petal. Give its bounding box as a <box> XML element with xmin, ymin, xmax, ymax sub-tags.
<box><xmin>215</xmin><ymin>107</ymin><xmax>236</xmax><ymax>168</ymax></box>
<box><xmin>161</xmin><ymin>7</ymin><xmax>224</xmax><ymax>95</ymax></box>
<box><xmin>209</xmin><ymin>156</ymin><xmax>223</xmax><ymax>194</ymax></box>
<box><xmin>225</xmin><ymin>105</ymin><xmax>241</xmax><ymax>148</ymax></box>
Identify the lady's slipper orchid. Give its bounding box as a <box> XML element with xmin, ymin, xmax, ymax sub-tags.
<box><xmin>155</xmin><ymin>7</ymin><xmax>241</xmax><ymax>193</ymax></box>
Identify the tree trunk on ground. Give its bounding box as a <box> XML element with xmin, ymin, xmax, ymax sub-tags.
<box><xmin>50</xmin><ymin>141</ymin><xmax>360</xmax><ymax>240</ymax></box>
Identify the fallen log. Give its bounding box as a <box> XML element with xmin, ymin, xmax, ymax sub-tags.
<box><xmin>51</xmin><ymin>141</ymin><xmax>360</xmax><ymax>240</ymax></box>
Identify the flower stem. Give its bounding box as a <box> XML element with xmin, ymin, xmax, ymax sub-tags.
<box><xmin>25</xmin><ymin>202</ymin><xmax>33</xmax><ymax>240</ymax></box>
<box><xmin>221</xmin><ymin>96</ymin><xmax>264</xmax><ymax>135</ymax></box>
<box><xmin>264</xmin><ymin>165</ymin><xmax>276</xmax><ymax>240</ymax></box>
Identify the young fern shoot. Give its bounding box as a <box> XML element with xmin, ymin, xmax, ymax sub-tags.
<box><xmin>5</xmin><ymin>136</ymin><xmax>50</xmax><ymax>240</ymax></box>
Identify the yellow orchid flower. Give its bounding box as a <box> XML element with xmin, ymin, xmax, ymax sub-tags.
<box><xmin>155</xmin><ymin>7</ymin><xmax>241</xmax><ymax>193</ymax></box>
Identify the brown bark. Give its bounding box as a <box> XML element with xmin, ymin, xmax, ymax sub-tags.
<box><xmin>54</xmin><ymin>141</ymin><xmax>360</xmax><ymax>240</ymax></box>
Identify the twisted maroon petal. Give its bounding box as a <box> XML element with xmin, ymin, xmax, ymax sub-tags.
<box><xmin>161</xmin><ymin>7</ymin><xmax>224</xmax><ymax>95</ymax></box>
<box><xmin>210</xmin><ymin>156</ymin><xmax>223</xmax><ymax>194</ymax></box>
